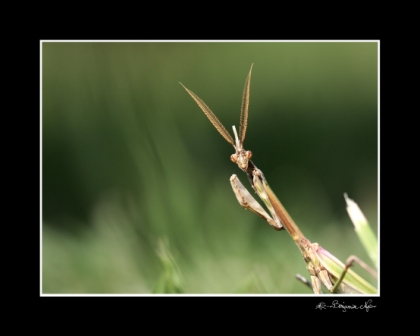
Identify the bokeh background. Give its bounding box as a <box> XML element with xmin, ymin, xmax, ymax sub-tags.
<box><xmin>42</xmin><ymin>41</ymin><xmax>378</xmax><ymax>294</ymax></box>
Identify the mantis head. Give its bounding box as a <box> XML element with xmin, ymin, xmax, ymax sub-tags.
<box><xmin>230</xmin><ymin>125</ymin><xmax>252</xmax><ymax>171</ymax></box>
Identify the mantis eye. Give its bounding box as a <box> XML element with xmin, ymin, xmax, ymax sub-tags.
<box><xmin>230</xmin><ymin>154</ymin><xmax>237</xmax><ymax>163</ymax></box>
<box><xmin>246</xmin><ymin>151</ymin><xmax>252</xmax><ymax>159</ymax></box>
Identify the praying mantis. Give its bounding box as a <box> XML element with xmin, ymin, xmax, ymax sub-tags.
<box><xmin>180</xmin><ymin>64</ymin><xmax>378</xmax><ymax>294</ymax></box>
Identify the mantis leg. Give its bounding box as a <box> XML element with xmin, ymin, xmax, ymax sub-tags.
<box><xmin>331</xmin><ymin>255</ymin><xmax>378</xmax><ymax>293</ymax></box>
<box><xmin>296</xmin><ymin>274</ymin><xmax>319</xmax><ymax>292</ymax></box>
<box><xmin>311</xmin><ymin>276</ymin><xmax>323</xmax><ymax>294</ymax></box>
<box><xmin>230</xmin><ymin>175</ymin><xmax>283</xmax><ymax>230</ymax></box>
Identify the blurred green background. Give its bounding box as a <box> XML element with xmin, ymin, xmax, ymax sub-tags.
<box><xmin>42</xmin><ymin>42</ymin><xmax>378</xmax><ymax>294</ymax></box>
